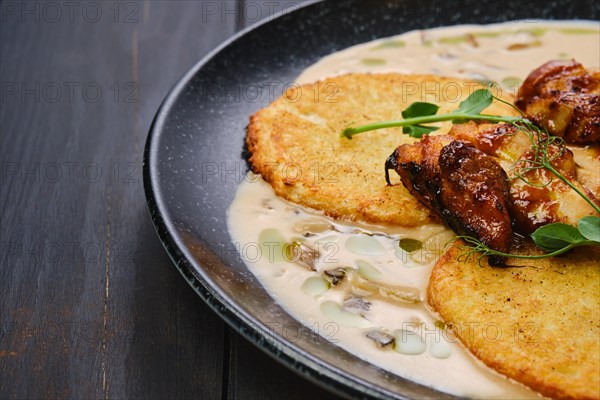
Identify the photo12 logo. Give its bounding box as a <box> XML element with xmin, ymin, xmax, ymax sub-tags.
<box><xmin>1</xmin><ymin>240</ymin><xmax>137</xmax><ymax>264</ymax></box>
<box><xmin>199</xmin><ymin>1</ymin><xmax>303</xmax><ymax>24</ymax></box>
<box><xmin>1</xmin><ymin>162</ymin><xmax>140</xmax><ymax>184</ymax></box>
<box><xmin>200</xmin><ymin>161</ymin><xmax>340</xmax><ymax>185</ymax></box>
<box><xmin>1</xmin><ymin>81</ymin><xmax>139</xmax><ymax>104</ymax></box>
<box><xmin>198</xmin><ymin>80</ymin><xmax>339</xmax><ymax>104</ymax></box>
<box><xmin>0</xmin><ymin>1</ymin><xmax>142</xmax><ymax>24</ymax></box>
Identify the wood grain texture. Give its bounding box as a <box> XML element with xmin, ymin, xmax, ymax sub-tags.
<box><xmin>227</xmin><ymin>330</ymin><xmax>339</xmax><ymax>400</ymax></box>
<box><xmin>0</xmin><ymin>0</ymin><xmax>342</xmax><ymax>399</ymax></box>
<box><xmin>0</xmin><ymin>1</ymin><xmax>232</xmax><ymax>399</ymax></box>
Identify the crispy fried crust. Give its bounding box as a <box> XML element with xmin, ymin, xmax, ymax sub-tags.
<box><xmin>247</xmin><ymin>73</ymin><xmax>516</xmax><ymax>226</ymax></box>
<box><xmin>389</xmin><ymin>135</ymin><xmax>452</xmax><ymax>210</ymax></box>
<box><xmin>428</xmin><ymin>243</ymin><xmax>600</xmax><ymax>400</ymax></box>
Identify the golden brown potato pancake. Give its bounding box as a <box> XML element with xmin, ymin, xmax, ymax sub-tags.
<box><xmin>247</xmin><ymin>73</ymin><xmax>516</xmax><ymax>226</ymax></box>
<box><xmin>429</xmin><ymin>243</ymin><xmax>600</xmax><ymax>400</ymax></box>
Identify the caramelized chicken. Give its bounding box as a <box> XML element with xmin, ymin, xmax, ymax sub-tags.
<box><xmin>438</xmin><ymin>141</ymin><xmax>514</xmax><ymax>253</ymax></box>
<box><xmin>516</xmin><ymin>60</ymin><xmax>600</xmax><ymax>144</ymax></box>
<box><xmin>386</xmin><ymin>135</ymin><xmax>452</xmax><ymax>210</ymax></box>
<box><xmin>387</xmin><ymin>135</ymin><xmax>513</xmax><ymax>253</ymax></box>
<box><xmin>450</xmin><ymin>122</ymin><xmax>599</xmax><ymax>234</ymax></box>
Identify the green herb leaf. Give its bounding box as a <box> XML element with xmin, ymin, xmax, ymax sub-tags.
<box><xmin>452</xmin><ymin>89</ymin><xmax>493</xmax><ymax>116</ymax></box>
<box><xmin>402</xmin><ymin>124</ymin><xmax>438</xmax><ymax>138</ymax></box>
<box><xmin>530</xmin><ymin>222</ymin><xmax>587</xmax><ymax>252</ymax></box>
<box><xmin>578</xmin><ymin>216</ymin><xmax>600</xmax><ymax>242</ymax></box>
<box><xmin>401</xmin><ymin>102</ymin><xmax>439</xmax><ymax>119</ymax></box>
<box><xmin>400</xmin><ymin>102</ymin><xmax>440</xmax><ymax>137</ymax></box>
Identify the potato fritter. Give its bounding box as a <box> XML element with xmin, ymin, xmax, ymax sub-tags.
<box><xmin>247</xmin><ymin>73</ymin><xmax>516</xmax><ymax>226</ymax></box>
<box><xmin>428</xmin><ymin>243</ymin><xmax>600</xmax><ymax>400</ymax></box>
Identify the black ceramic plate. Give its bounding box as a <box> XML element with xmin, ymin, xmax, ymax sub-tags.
<box><xmin>144</xmin><ymin>1</ymin><xmax>598</xmax><ymax>398</ymax></box>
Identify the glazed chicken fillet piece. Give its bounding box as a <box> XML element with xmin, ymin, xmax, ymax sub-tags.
<box><xmin>450</xmin><ymin>122</ymin><xmax>599</xmax><ymax>234</ymax></box>
<box><xmin>516</xmin><ymin>59</ymin><xmax>600</xmax><ymax>144</ymax></box>
<box><xmin>386</xmin><ymin>135</ymin><xmax>514</xmax><ymax>253</ymax></box>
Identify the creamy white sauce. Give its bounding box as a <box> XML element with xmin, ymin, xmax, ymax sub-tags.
<box><xmin>297</xmin><ymin>21</ymin><xmax>600</xmax><ymax>89</ymax></box>
<box><xmin>227</xmin><ymin>21</ymin><xmax>599</xmax><ymax>398</ymax></box>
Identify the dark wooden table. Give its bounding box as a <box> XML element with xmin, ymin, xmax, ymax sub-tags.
<box><xmin>0</xmin><ymin>1</ymin><xmax>341</xmax><ymax>398</ymax></box>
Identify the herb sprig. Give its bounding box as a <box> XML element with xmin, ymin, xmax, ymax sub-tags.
<box><xmin>342</xmin><ymin>88</ymin><xmax>600</xmax><ymax>261</ymax></box>
<box><xmin>456</xmin><ymin>216</ymin><xmax>600</xmax><ymax>265</ymax></box>
<box><xmin>341</xmin><ymin>89</ymin><xmax>522</xmax><ymax>139</ymax></box>
<box><xmin>508</xmin><ymin>118</ymin><xmax>600</xmax><ymax>213</ymax></box>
